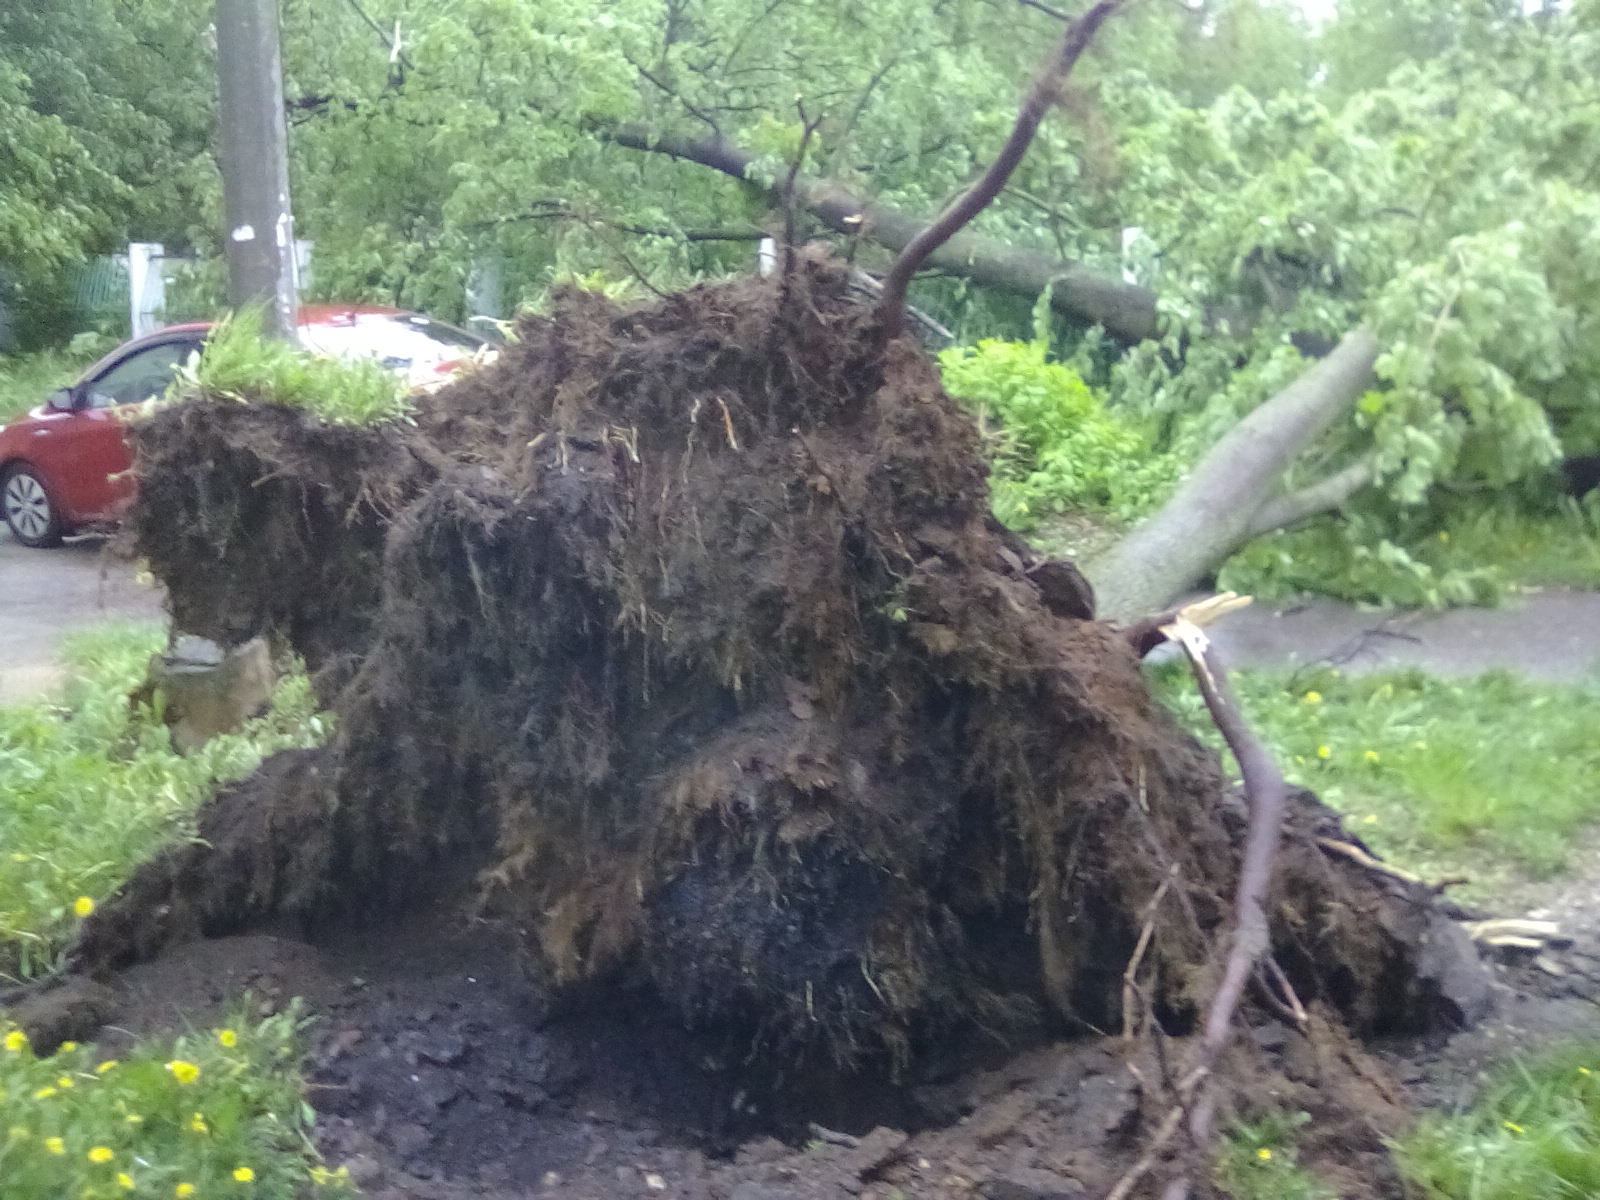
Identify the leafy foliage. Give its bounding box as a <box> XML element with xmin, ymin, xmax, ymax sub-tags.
<box><xmin>1153</xmin><ymin>663</ymin><xmax>1600</xmax><ymax>890</ymax></box>
<box><xmin>1397</xmin><ymin>1042</ymin><xmax>1600</xmax><ymax>1200</ymax></box>
<box><xmin>938</xmin><ymin>298</ymin><xmax>1178</xmax><ymax>531</ymax></box>
<box><xmin>0</xmin><ymin>1003</ymin><xmax>351</xmax><ymax>1199</ymax></box>
<box><xmin>182</xmin><ymin>309</ymin><xmax>413</xmax><ymax>427</ymax></box>
<box><xmin>0</xmin><ymin>625</ymin><xmax>326</xmax><ymax>978</ymax></box>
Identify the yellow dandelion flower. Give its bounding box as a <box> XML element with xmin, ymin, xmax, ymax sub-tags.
<box><xmin>4</xmin><ymin>1029</ymin><xmax>27</xmax><ymax>1052</ymax></box>
<box><xmin>233</xmin><ymin>1165</ymin><xmax>257</xmax><ymax>1183</ymax></box>
<box><xmin>176</xmin><ymin>1186</ymin><xmax>197</xmax><ymax>1198</ymax></box>
<box><xmin>166</xmin><ymin>1060</ymin><xmax>200</xmax><ymax>1084</ymax></box>
<box><xmin>217</xmin><ymin>1029</ymin><xmax>238</xmax><ymax>1048</ymax></box>
<box><xmin>1256</xmin><ymin>1147</ymin><xmax>1272</xmax><ymax>1161</ymax></box>
<box><xmin>1438</xmin><ymin>531</ymin><xmax>1450</xmax><ymax>543</ymax></box>
<box><xmin>89</xmin><ymin>1146</ymin><xmax>115</xmax><ymax>1164</ymax></box>
<box><xmin>1316</xmin><ymin>745</ymin><xmax>1332</xmax><ymax>760</ymax></box>
<box><xmin>1580</xmin><ymin>1067</ymin><xmax>1592</xmax><ymax>1076</ymax></box>
<box><xmin>1364</xmin><ymin>750</ymin><xmax>1380</xmax><ymax>763</ymax></box>
<box><xmin>73</xmin><ymin>896</ymin><xmax>95</xmax><ymax>918</ymax></box>
<box><xmin>1302</xmin><ymin>691</ymin><xmax>1323</xmax><ymax>705</ymax></box>
<box><xmin>1504</xmin><ymin>1121</ymin><xmax>1525</xmax><ymax>1134</ymax></box>
<box><xmin>34</xmin><ymin>1086</ymin><xmax>57</xmax><ymax>1099</ymax></box>
<box><xmin>124</xmin><ymin>1114</ymin><xmax>143</xmax><ymax>1125</ymax></box>
<box><xmin>189</xmin><ymin>1113</ymin><xmax>209</xmax><ymax>1134</ymax></box>
<box><xmin>97</xmin><ymin>1061</ymin><xmax>118</xmax><ymax>1074</ymax></box>
<box><xmin>1363</xmin><ymin>814</ymin><xmax>1379</xmax><ymax>825</ymax></box>
<box><xmin>118</xmin><ymin>1174</ymin><xmax>135</xmax><ymax>1191</ymax></box>
<box><xmin>46</xmin><ymin>1136</ymin><xmax>66</xmax><ymax>1155</ymax></box>
<box><xmin>58</xmin><ymin>1076</ymin><xmax>75</xmax><ymax>1088</ymax></box>
<box><xmin>59</xmin><ymin>1041</ymin><xmax>77</xmax><ymax>1052</ymax></box>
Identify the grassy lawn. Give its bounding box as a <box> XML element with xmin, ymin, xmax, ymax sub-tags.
<box><xmin>0</xmin><ymin>624</ymin><xmax>326</xmax><ymax>979</ymax></box>
<box><xmin>1153</xmin><ymin>662</ymin><xmax>1600</xmax><ymax>895</ymax></box>
<box><xmin>1397</xmin><ymin>1042</ymin><xmax>1600</xmax><ymax>1199</ymax></box>
<box><xmin>0</xmin><ymin>626</ymin><xmax>343</xmax><ymax>1198</ymax></box>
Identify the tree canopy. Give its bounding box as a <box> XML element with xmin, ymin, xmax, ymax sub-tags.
<box><xmin>4</xmin><ymin>0</ymin><xmax>1597</xmax><ymax>604</ymax></box>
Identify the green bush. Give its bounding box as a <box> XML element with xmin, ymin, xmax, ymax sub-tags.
<box><xmin>937</xmin><ymin>298</ymin><xmax>1179</xmax><ymax>532</ymax></box>
<box><xmin>0</xmin><ymin>625</ymin><xmax>327</xmax><ymax>979</ymax></box>
<box><xmin>0</xmin><ymin>1003</ymin><xmax>352</xmax><ymax>1199</ymax></box>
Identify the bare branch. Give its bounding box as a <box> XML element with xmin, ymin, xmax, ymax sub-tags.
<box><xmin>875</xmin><ymin>0</ymin><xmax>1127</xmax><ymax>339</ymax></box>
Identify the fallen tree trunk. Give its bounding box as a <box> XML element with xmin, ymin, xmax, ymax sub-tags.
<box><xmin>1088</xmin><ymin>329</ymin><xmax>1382</xmax><ymax>621</ymax></box>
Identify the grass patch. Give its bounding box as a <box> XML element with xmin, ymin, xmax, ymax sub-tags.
<box><xmin>1396</xmin><ymin>1043</ymin><xmax>1600</xmax><ymax>1199</ymax></box>
<box><xmin>1152</xmin><ymin>664</ymin><xmax>1600</xmax><ymax>891</ymax></box>
<box><xmin>181</xmin><ymin>307</ymin><xmax>412</xmax><ymax>427</ymax></box>
<box><xmin>1215</xmin><ymin>1110</ymin><xmax>1335</xmax><ymax>1200</ymax></box>
<box><xmin>0</xmin><ymin>624</ymin><xmax>328</xmax><ymax>980</ymax></box>
<box><xmin>0</xmin><ymin>1002</ymin><xmax>352</xmax><ymax>1198</ymax></box>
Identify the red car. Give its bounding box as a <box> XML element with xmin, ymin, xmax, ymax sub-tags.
<box><xmin>0</xmin><ymin>306</ymin><xmax>486</xmax><ymax>547</ymax></box>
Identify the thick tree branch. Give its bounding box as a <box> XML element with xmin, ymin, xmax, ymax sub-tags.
<box><xmin>1090</xmin><ymin>329</ymin><xmax>1381</xmax><ymax>620</ymax></box>
<box><xmin>1244</xmin><ymin>453</ymin><xmax>1378</xmax><ymax>538</ymax></box>
<box><xmin>876</xmin><ymin>0</ymin><xmax>1126</xmax><ymax>338</ymax></box>
<box><xmin>601</xmin><ymin>122</ymin><xmax>1164</xmax><ymax>342</ymax></box>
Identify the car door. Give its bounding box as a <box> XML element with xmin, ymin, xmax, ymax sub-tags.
<box><xmin>27</xmin><ymin>338</ymin><xmax>202</xmax><ymax>522</ymax></box>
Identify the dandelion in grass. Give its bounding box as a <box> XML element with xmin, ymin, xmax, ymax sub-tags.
<box><xmin>59</xmin><ymin>1041</ymin><xmax>77</xmax><ymax>1052</ymax></box>
<box><xmin>1317</xmin><ymin>745</ymin><xmax>1332</xmax><ymax>760</ymax></box>
<box><xmin>34</xmin><ymin>1086</ymin><xmax>56</xmax><ymax>1099</ymax></box>
<box><xmin>234</xmin><ymin>1165</ymin><xmax>257</xmax><ymax>1182</ymax></box>
<box><xmin>176</xmin><ymin>1185</ymin><xmax>197</xmax><ymax>1198</ymax></box>
<box><xmin>118</xmin><ymin>1174</ymin><xmax>135</xmax><ymax>1191</ymax></box>
<box><xmin>217</xmin><ymin>1029</ymin><xmax>238</xmax><ymax>1048</ymax></box>
<box><xmin>1302</xmin><ymin>691</ymin><xmax>1323</xmax><ymax>705</ymax></box>
<box><xmin>1364</xmin><ymin>749</ymin><xmax>1380</xmax><ymax>764</ymax></box>
<box><xmin>1503</xmin><ymin>1121</ymin><xmax>1525</xmax><ymax>1134</ymax></box>
<box><xmin>4</xmin><ymin>1029</ymin><xmax>27</xmax><ymax>1052</ymax></box>
<box><xmin>1363</xmin><ymin>814</ymin><xmax>1379</xmax><ymax>825</ymax></box>
<box><xmin>73</xmin><ymin>896</ymin><xmax>95</xmax><ymax>917</ymax></box>
<box><xmin>167</xmin><ymin>1059</ymin><xmax>200</xmax><ymax>1084</ymax></box>
<box><xmin>57</xmin><ymin>1075</ymin><xmax>74</xmax><ymax>1088</ymax></box>
<box><xmin>97</xmin><ymin>1060</ymin><xmax>117</xmax><ymax>1074</ymax></box>
<box><xmin>189</xmin><ymin>1112</ymin><xmax>209</xmax><ymax>1134</ymax></box>
<box><xmin>46</xmin><ymin>1136</ymin><xmax>66</xmax><ymax>1154</ymax></box>
<box><xmin>89</xmin><ymin>1146</ymin><xmax>115</xmax><ymax>1163</ymax></box>
<box><xmin>1256</xmin><ymin>1147</ymin><xmax>1273</xmax><ymax>1161</ymax></box>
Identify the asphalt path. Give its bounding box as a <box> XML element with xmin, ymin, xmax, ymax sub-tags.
<box><xmin>0</xmin><ymin>527</ymin><xmax>165</xmax><ymax>705</ymax></box>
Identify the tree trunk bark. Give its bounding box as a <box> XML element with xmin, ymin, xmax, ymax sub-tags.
<box><xmin>1087</xmin><ymin>330</ymin><xmax>1381</xmax><ymax>621</ymax></box>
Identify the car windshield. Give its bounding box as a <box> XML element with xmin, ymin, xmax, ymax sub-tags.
<box><xmin>298</xmin><ymin>313</ymin><xmax>485</xmax><ymax>379</ymax></box>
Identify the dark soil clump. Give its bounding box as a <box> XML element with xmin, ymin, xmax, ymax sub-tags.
<box><xmin>60</xmin><ymin>254</ymin><xmax>1484</xmax><ymax>1144</ymax></box>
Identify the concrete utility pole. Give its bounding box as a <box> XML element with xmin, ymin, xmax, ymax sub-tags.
<box><xmin>215</xmin><ymin>0</ymin><xmax>299</xmax><ymax>339</ymax></box>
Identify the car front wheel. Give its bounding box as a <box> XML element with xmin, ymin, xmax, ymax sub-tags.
<box><xmin>2</xmin><ymin>465</ymin><xmax>65</xmax><ymax>547</ymax></box>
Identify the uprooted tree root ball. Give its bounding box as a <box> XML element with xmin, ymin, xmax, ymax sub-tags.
<box><xmin>77</xmin><ymin>255</ymin><xmax>1475</xmax><ymax>1083</ymax></box>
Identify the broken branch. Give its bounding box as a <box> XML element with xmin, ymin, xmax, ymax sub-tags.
<box><xmin>1142</xmin><ymin>600</ymin><xmax>1293</xmax><ymax>1199</ymax></box>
